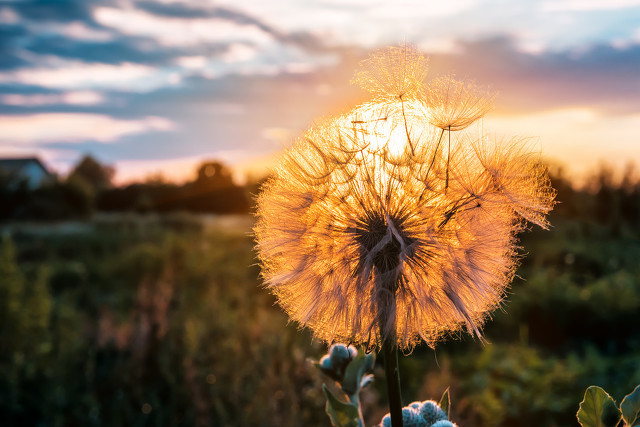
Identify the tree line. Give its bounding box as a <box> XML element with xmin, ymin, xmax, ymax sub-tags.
<box><xmin>0</xmin><ymin>156</ymin><xmax>265</xmax><ymax>221</ymax></box>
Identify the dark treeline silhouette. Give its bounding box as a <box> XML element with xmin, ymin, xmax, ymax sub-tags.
<box><xmin>549</xmin><ymin>163</ymin><xmax>640</xmax><ymax>233</ymax></box>
<box><xmin>0</xmin><ymin>156</ymin><xmax>263</xmax><ymax>221</ymax></box>
<box><xmin>98</xmin><ymin>161</ymin><xmax>250</xmax><ymax>214</ymax></box>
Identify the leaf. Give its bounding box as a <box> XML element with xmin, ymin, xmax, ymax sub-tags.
<box><xmin>621</xmin><ymin>385</ymin><xmax>640</xmax><ymax>426</ymax></box>
<box><xmin>342</xmin><ymin>351</ymin><xmax>375</xmax><ymax>396</ymax></box>
<box><xmin>323</xmin><ymin>384</ymin><xmax>362</xmax><ymax>427</ymax></box>
<box><xmin>439</xmin><ymin>387</ymin><xmax>450</xmax><ymax>419</ymax></box>
<box><xmin>577</xmin><ymin>386</ymin><xmax>621</xmax><ymax>427</ymax></box>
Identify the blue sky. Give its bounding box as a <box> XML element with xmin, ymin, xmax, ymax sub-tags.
<box><xmin>1</xmin><ymin>0</ymin><xmax>639</xmax><ymax>183</ymax></box>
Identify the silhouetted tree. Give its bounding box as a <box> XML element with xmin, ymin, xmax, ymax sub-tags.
<box><xmin>186</xmin><ymin>161</ymin><xmax>248</xmax><ymax>213</ymax></box>
<box><xmin>194</xmin><ymin>161</ymin><xmax>235</xmax><ymax>190</ymax></box>
<box><xmin>67</xmin><ymin>155</ymin><xmax>114</xmax><ymax>190</ymax></box>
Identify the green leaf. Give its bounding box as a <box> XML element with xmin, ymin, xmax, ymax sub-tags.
<box><xmin>341</xmin><ymin>351</ymin><xmax>375</xmax><ymax>396</ymax></box>
<box><xmin>323</xmin><ymin>384</ymin><xmax>362</xmax><ymax>427</ymax></box>
<box><xmin>439</xmin><ymin>387</ymin><xmax>451</xmax><ymax>419</ymax></box>
<box><xmin>621</xmin><ymin>385</ymin><xmax>640</xmax><ymax>426</ymax></box>
<box><xmin>577</xmin><ymin>386</ymin><xmax>621</xmax><ymax>427</ymax></box>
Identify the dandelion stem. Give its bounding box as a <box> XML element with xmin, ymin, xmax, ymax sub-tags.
<box><xmin>379</xmin><ymin>278</ymin><xmax>403</xmax><ymax>427</ymax></box>
<box><xmin>426</xmin><ymin>128</ymin><xmax>446</xmax><ymax>180</ymax></box>
<box><xmin>382</xmin><ymin>332</ymin><xmax>403</xmax><ymax>426</ymax></box>
<box><xmin>400</xmin><ymin>95</ymin><xmax>415</xmax><ymax>155</ymax></box>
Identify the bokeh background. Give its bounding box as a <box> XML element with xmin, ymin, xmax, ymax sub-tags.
<box><xmin>1</xmin><ymin>0</ymin><xmax>639</xmax><ymax>426</ymax></box>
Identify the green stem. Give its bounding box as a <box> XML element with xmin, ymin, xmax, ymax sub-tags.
<box><xmin>348</xmin><ymin>393</ymin><xmax>365</xmax><ymax>427</ymax></box>
<box><xmin>382</xmin><ymin>335</ymin><xmax>403</xmax><ymax>426</ymax></box>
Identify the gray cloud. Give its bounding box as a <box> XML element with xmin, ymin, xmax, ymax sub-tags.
<box><xmin>10</xmin><ymin>0</ymin><xmax>96</xmax><ymax>22</ymax></box>
<box><xmin>423</xmin><ymin>37</ymin><xmax>640</xmax><ymax>114</ymax></box>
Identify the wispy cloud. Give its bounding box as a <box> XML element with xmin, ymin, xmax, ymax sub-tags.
<box><xmin>31</xmin><ymin>20</ymin><xmax>115</xmax><ymax>42</ymax></box>
<box><xmin>0</xmin><ymin>59</ymin><xmax>171</xmax><ymax>91</ymax></box>
<box><xmin>93</xmin><ymin>7</ymin><xmax>274</xmax><ymax>47</ymax></box>
<box><xmin>1</xmin><ymin>91</ymin><xmax>104</xmax><ymax>106</ymax></box>
<box><xmin>0</xmin><ymin>113</ymin><xmax>175</xmax><ymax>144</ymax></box>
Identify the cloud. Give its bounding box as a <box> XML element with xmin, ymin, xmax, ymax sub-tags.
<box><xmin>425</xmin><ymin>37</ymin><xmax>640</xmax><ymax>114</ymax></box>
<box><xmin>0</xmin><ymin>113</ymin><xmax>175</xmax><ymax>144</ymax></box>
<box><xmin>134</xmin><ymin>1</ymin><xmax>284</xmax><ymax>39</ymax></box>
<box><xmin>542</xmin><ymin>0</ymin><xmax>640</xmax><ymax>11</ymax></box>
<box><xmin>369</xmin><ymin>0</ymin><xmax>477</xmax><ymax>18</ymax></box>
<box><xmin>93</xmin><ymin>6</ymin><xmax>274</xmax><ymax>48</ymax></box>
<box><xmin>1</xmin><ymin>90</ymin><xmax>105</xmax><ymax>106</ymax></box>
<box><xmin>0</xmin><ymin>59</ymin><xmax>173</xmax><ymax>91</ymax></box>
<box><xmin>0</xmin><ymin>7</ymin><xmax>19</xmax><ymax>24</ymax></box>
<box><xmin>10</xmin><ymin>0</ymin><xmax>93</xmax><ymax>23</ymax></box>
<box><xmin>24</xmin><ymin>36</ymin><xmax>193</xmax><ymax>66</ymax></box>
<box><xmin>29</xmin><ymin>20</ymin><xmax>115</xmax><ymax>42</ymax></box>
<box><xmin>175</xmin><ymin>55</ymin><xmax>208</xmax><ymax>69</ymax></box>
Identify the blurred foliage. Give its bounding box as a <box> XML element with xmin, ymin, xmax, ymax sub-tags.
<box><xmin>0</xmin><ymin>219</ymin><xmax>327</xmax><ymax>426</ymax></box>
<box><xmin>98</xmin><ymin>161</ymin><xmax>250</xmax><ymax>214</ymax></box>
<box><xmin>0</xmin><ymin>165</ymin><xmax>639</xmax><ymax>426</ymax></box>
<box><xmin>67</xmin><ymin>155</ymin><xmax>115</xmax><ymax>191</ymax></box>
<box><xmin>0</xmin><ymin>159</ymin><xmax>252</xmax><ymax>221</ymax></box>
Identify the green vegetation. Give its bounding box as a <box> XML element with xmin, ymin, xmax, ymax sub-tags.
<box><xmin>0</xmin><ymin>167</ymin><xmax>639</xmax><ymax>426</ymax></box>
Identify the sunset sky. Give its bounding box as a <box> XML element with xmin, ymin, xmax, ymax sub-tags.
<box><xmin>1</xmin><ymin>0</ymin><xmax>639</xmax><ymax>184</ymax></box>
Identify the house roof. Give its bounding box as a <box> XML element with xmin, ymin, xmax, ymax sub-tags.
<box><xmin>0</xmin><ymin>157</ymin><xmax>51</xmax><ymax>175</ymax></box>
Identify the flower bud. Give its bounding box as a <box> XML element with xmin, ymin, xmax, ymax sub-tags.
<box><xmin>348</xmin><ymin>345</ymin><xmax>358</xmax><ymax>359</ymax></box>
<box><xmin>318</xmin><ymin>355</ymin><xmax>337</xmax><ymax>379</ymax></box>
<box><xmin>381</xmin><ymin>413</ymin><xmax>391</xmax><ymax>427</ymax></box>
<box><xmin>329</xmin><ymin>344</ymin><xmax>351</xmax><ymax>366</ymax></box>
<box><xmin>419</xmin><ymin>400</ymin><xmax>446</xmax><ymax>425</ymax></box>
<box><xmin>403</xmin><ymin>406</ymin><xmax>427</xmax><ymax>426</ymax></box>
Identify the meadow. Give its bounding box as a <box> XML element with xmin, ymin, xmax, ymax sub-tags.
<box><xmin>1</xmin><ymin>169</ymin><xmax>639</xmax><ymax>426</ymax></box>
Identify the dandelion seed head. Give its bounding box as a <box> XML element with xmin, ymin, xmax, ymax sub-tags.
<box><xmin>352</xmin><ymin>45</ymin><xmax>429</xmax><ymax>100</ymax></box>
<box><xmin>424</xmin><ymin>75</ymin><xmax>495</xmax><ymax>131</ymax></box>
<box><xmin>255</xmin><ymin>45</ymin><xmax>555</xmax><ymax>350</ymax></box>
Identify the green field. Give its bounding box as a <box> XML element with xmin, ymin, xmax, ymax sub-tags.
<box><xmin>1</xmin><ymin>172</ymin><xmax>639</xmax><ymax>426</ymax></box>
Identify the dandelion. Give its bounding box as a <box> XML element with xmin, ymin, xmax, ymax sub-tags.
<box><xmin>352</xmin><ymin>45</ymin><xmax>429</xmax><ymax>100</ymax></box>
<box><xmin>421</xmin><ymin>75</ymin><xmax>496</xmax><ymax>190</ymax></box>
<box><xmin>255</xmin><ymin>45</ymin><xmax>554</xmax><ymax>426</ymax></box>
<box><xmin>424</xmin><ymin>76</ymin><xmax>495</xmax><ymax>132</ymax></box>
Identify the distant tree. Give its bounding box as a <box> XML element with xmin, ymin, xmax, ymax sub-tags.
<box><xmin>185</xmin><ymin>161</ymin><xmax>248</xmax><ymax>213</ymax></box>
<box><xmin>67</xmin><ymin>155</ymin><xmax>114</xmax><ymax>190</ymax></box>
<box><xmin>194</xmin><ymin>161</ymin><xmax>235</xmax><ymax>189</ymax></box>
<box><xmin>96</xmin><ymin>160</ymin><xmax>249</xmax><ymax>214</ymax></box>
